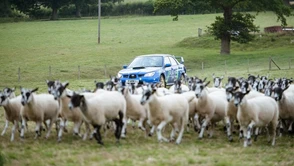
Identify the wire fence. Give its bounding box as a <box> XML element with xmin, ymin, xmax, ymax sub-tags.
<box><xmin>2</xmin><ymin>57</ymin><xmax>294</xmax><ymax>85</ymax></box>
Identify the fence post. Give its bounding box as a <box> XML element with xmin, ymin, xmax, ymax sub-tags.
<box><xmin>202</xmin><ymin>62</ymin><xmax>204</xmax><ymax>70</ymax></box>
<box><xmin>198</xmin><ymin>28</ymin><xmax>202</xmax><ymax>37</ymax></box>
<box><xmin>269</xmin><ymin>57</ymin><xmax>272</xmax><ymax>71</ymax></box>
<box><xmin>225</xmin><ymin>60</ymin><xmax>227</xmax><ymax>75</ymax></box>
<box><xmin>18</xmin><ymin>67</ymin><xmax>20</xmax><ymax>82</ymax></box>
<box><xmin>247</xmin><ymin>58</ymin><xmax>249</xmax><ymax>73</ymax></box>
<box><xmin>49</xmin><ymin>66</ymin><xmax>51</xmax><ymax>79</ymax></box>
<box><xmin>78</xmin><ymin>65</ymin><xmax>80</xmax><ymax>79</ymax></box>
<box><xmin>289</xmin><ymin>59</ymin><xmax>291</xmax><ymax>69</ymax></box>
<box><xmin>104</xmin><ymin>65</ymin><xmax>107</xmax><ymax>78</ymax></box>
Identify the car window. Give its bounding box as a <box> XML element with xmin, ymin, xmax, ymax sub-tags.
<box><xmin>164</xmin><ymin>57</ymin><xmax>170</xmax><ymax>65</ymax></box>
<box><xmin>169</xmin><ymin>57</ymin><xmax>178</xmax><ymax>66</ymax></box>
<box><xmin>128</xmin><ymin>56</ymin><xmax>163</xmax><ymax>68</ymax></box>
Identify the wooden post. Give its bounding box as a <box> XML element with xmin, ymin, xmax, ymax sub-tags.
<box><xmin>247</xmin><ymin>58</ymin><xmax>249</xmax><ymax>73</ymax></box>
<box><xmin>78</xmin><ymin>65</ymin><xmax>80</xmax><ymax>79</ymax></box>
<box><xmin>18</xmin><ymin>67</ymin><xmax>20</xmax><ymax>82</ymax></box>
<box><xmin>225</xmin><ymin>60</ymin><xmax>227</xmax><ymax>74</ymax></box>
<box><xmin>104</xmin><ymin>65</ymin><xmax>107</xmax><ymax>78</ymax></box>
<box><xmin>202</xmin><ymin>62</ymin><xmax>204</xmax><ymax>70</ymax></box>
<box><xmin>198</xmin><ymin>28</ymin><xmax>202</xmax><ymax>37</ymax></box>
<box><xmin>269</xmin><ymin>57</ymin><xmax>271</xmax><ymax>71</ymax></box>
<box><xmin>49</xmin><ymin>66</ymin><xmax>51</xmax><ymax>79</ymax></box>
<box><xmin>289</xmin><ymin>59</ymin><xmax>291</xmax><ymax>69</ymax></box>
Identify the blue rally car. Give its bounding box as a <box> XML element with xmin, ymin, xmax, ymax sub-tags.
<box><xmin>117</xmin><ymin>54</ymin><xmax>186</xmax><ymax>87</ymax></box>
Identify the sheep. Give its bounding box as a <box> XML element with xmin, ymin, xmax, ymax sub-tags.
<box><xmin>264</xmin><ymin>80</ymin><xmax>275</xmax><ymax>97</ymax></box>
<box><xmin>273</xmin><ymin>85</ymin><xmax>294</xmax><ymax>135</ymax></box>
<box><xmin>20</xmin><ymin>87</ymin><xmax>59</xmax><ymax>139</ymax></box>
<box><xmin>51</xmin><ymin>82</ymin><xmax>92</xmax><ymax>142</ymax></box>
<box><xmin>195</xmin><ymin>81</ymin><xmax>227</xmax><ymax>139</ymax></box>
<box><xmin>121</xmin><ymin>85</ymin><xmax>148</xmax><ymax>132</ymax></box>
<box><xmin>140</xmin><ymin>84</ymin><xmax>193</xmax><ymax>144</ymax></box>
<box><xmin>105</xmin><ymin>75</ymin><xmax>120</xmax><ymax>91</ymax></box>
<box><xmin>169</xmin><ymin>79</ymin><xmax>189</xmax><ymax>94</ymax></box>
<box><xmin>93</xmin><ymin>80</ymin><xmax>104</xmax><ymax>92</ymax></box>
<box><xmin>212</xmin><ymin>73</ymin><xmax>224</xmax><ymax>88</ymax></box>
<box><xmin>233</xmin><ymin>90</ymin><xmax>279</xmax><ymax>147</ymax></box>
<box><xmin>225</xmin><ymin>83</ymin><xmax>264</xmax><ymax>142</ymax></box>
<box><xmin>0</xmin><ymin>92</ymin><xmax>22</xmax><ymax>141</ymax></box>
<box><xmin>3</xmin><ymin>87</ymin><xmax>16</xmax><ymax>98</ymax></box>
<box><xmin>68</xmin><ymin>90</ymin><xmax>127</xmax><ymax>145</ymax></box>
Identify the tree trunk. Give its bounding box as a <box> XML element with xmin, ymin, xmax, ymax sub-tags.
<box><xmin>75</xmin><ymin>4</ymin><xmax>81</xmax><ymax>18</ymax></box>
<box><xmin>0</xmin><ymin>0</ymin><xmax>11</xmax><ymax>17</ymax></box>
<box><xmin>51</xmin><ymin>8</ymin><xmax>58</xmax><ymax>20</ymax></box>
<box><xmin>50</xmin><ymin>0</ymin><xmax>58</xmax><ymax>20</ymax></box>
<box><xmin>220</xmin><ymin>7</ymin><xmax>233</xmax><ymax>55</ymax></box>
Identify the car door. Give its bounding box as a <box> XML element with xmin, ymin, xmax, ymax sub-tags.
<box><xmin>169</xmin><ymin>57</ymin><xmax>179</xmax><ymax>82</ymax></box>
<box><xmin>164</xmin><ymin>57</ymin><xmax>173</xmax><ymax>84</ymax></box>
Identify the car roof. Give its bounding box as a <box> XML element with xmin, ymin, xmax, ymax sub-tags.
<box><xmin>136</xmin><ymin>54</ymin><xmax>174</xmax><ymax>57</ymax></box>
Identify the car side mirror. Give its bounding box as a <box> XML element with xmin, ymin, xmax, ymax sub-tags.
<box><xmin>123</xmin><ymin>65</ymin><xmax>128</xmax><ymax>69</ymax></box>
<box><xmin>180</xmin><ymin>57</ymin><xmax>184</xmax><ymax>64</ymax></box>
<box><xmin>164</xmin><ymin>64</ymin><xmax>171</xmax><ymax>68</ymax></box>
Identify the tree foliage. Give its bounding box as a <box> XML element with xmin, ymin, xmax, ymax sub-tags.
<box><xmin>154</xmin><ymin>0</ymin><xmax>292</xmax><ymax>54</ymax></box>
<box><xmin>208</xmin><ymin>13</ymin><xmax>259</xmax><ymax>44</ymax></box>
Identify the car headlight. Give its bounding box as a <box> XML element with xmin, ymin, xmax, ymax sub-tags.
<box><xmin>144</xmin><ymin>72</ymin><xmax>155</xmax><ymax>77</ymax></box>
<box><xmin>117</xmin><ymin>73</ymin><xmax>122</xmax><ymax>78</ymax></box>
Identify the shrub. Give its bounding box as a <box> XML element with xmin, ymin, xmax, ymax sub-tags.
<box><xmin>0</xmin><ymin>151</ymin><xmax>6</xmax><ymax>166</ymax></box>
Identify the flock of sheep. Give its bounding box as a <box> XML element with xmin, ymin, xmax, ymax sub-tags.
<box><xmin>0</xmin><ymin>74</ymin><xmax>293</xmax><ymax>147</ymax></box>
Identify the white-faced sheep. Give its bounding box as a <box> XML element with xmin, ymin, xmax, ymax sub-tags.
<box><xmin>68</xmin><ymin>91</ymin><xmax>127</xmax><ymax>145</ymax></box>
<box><xmin>140</xmin><ymin>84</ymin><xmax>193</xmax><ymax>144</ymax></box>
<box><xmin>51</xmin><ymin>82</ymin><xmax>92</xmax><ymax>142</ymax></box>
<box><xmin>194</xmin><ymin>81</ymin><xmax>228</xmax><ymax>139</ymax></box>
<box><xmin>233</xmin><ymin>90</ymin><xmax>279</xmax><ymax>147</ymax></box>
<box><xmin>212</xmin><ymin>73</ymin><xmax>224</xmax><ymax>88</ymax></box>
<box><xmin>169</xmin><ymin>79</ymin><xmax>189</xmax><ymax>94</ymax></box>
<box><xmin>20</xmin><ymin>87</ymin><xmax>59</xmax><ymax>139</ymax></box>
<box><xmin>3</xmin><ymin>87</ymin><xmax>16</xmax><ymax>98</ymax></box>
<box><xmin>273</xmin><ymin>85</ymin><xmax>294</xmax><ymax>135</ymax></box>
<box><xmin>0</xmin><ymin>92</ymin><xmax>22</xmax><ymax>141</ymax></box>
<box><xmin>121</xmin><ymin>85</ymin><xmax>148</xmax><ymax>132</ymax></box>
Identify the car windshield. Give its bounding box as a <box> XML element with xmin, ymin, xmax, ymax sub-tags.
<box><xmin>128</xmin><ymin>56</ymin><xmax>163</xmax><ymax>68</ymax></box>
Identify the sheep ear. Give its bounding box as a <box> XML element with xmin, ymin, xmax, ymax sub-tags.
<box><xmin>220</xmin><ymin>76</ymin><xmax>224</xmax><ymax>80</ymax></box>
<box><xmin>283</xmin><ymin>85</ymin><xmax>290</xmax><ymax>92</ymax></box>
<box><xmin>203</xmin><ymin>77</ymin><xmax>207</xmax><ymax>82</ymax></box>
<box><xmin>12</xmin><ymin>87</ymin><xmax>16</xmax><ymax>92</ymax></box>
<box><xmin>233</xmin><ymin>86</ymin><xmax>239</xmax><ymax>92</ymax></box>
<box><xmin>212</xmin><ymin>73</ymin><xmax>215</xmax><ymax>78</ymax></box>
<box><xmin>32</xmin><ymin>88</ymin><xmax>38</xmax><ymax>93</ymax></box>
<box><xmin>63</xmin><ymin>82</ymin><xmax>69</xmax><ymax>88</ymax></box>
<box><xmin>204</xmin><ymin>81</ymin><xmax>210</xmax><ymax>87</ymax></box>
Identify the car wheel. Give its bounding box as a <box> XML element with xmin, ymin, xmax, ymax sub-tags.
<box><xmin>160</xmin><ymin>75</ymin><xmax>166</xmax><ymax>88</ymax></box>
<box><xmin>180</xmin><ymin>74</ymin><xmax>185</xmax><ymax>83</ymax></box>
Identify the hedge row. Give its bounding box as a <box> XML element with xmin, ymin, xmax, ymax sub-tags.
<box><xmin>29</xmin><ymin>1</ymin><xmax>219</xmax><ymax>19</ymax></box>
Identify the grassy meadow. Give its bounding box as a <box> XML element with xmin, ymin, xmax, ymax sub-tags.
<box><xmin>0</xmin><ymin>12</ymin><xmax>294</xmax><ymax>166</ymax></box>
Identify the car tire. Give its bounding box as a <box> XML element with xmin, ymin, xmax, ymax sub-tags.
<box><xmin>160</xmin><ymin>75</ymin><xmax>166</xmax><ymax>88</ymax></box>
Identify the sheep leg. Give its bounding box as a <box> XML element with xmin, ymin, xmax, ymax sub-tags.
<box><xmin>170</xmin><ymin>124</ymin><xmax>176</xmax><ymax>141</ymax></box>
<box><xmin>1</xmin><ymin>120</ymin><xmax>9</xmax><ymax>136</ymax></box>
<box><xmin>93</xmin><ymin>125</ymin><xmax>103</xmax><ymax>145</ymax></box>
<box><xmin>45</xmin><ymin>119</ymin><xmax>54</xmax><ymax>139</ymax></box>
<box><xmin>247</xmin><ymin>121</ymin><xmax>256</xmax><ymax>146</ymax></box>
<box><xmin>20</xmin><ymin>117</ymin><xmax>27</xmax><ymax>139</ymax></box>
<box><xmin>10</xmin><ymin>120</ymin><xmax>17</xmax><ymax>142</ymax></box>
<box><xmin>288</xmin><ymin>121</ymin><xmax>293</xmax><ymax>134</ymax></box>
<box><xmin>83</xmin><ymin>121</ymin><xmax>91</xmax><ymax>141</ymax></box>
<box><xmin>138</xmin><ymin>118</ymin><xmax>146</xmax><ymax>131</ymax></box>
<box><xmin>254</xmin><ymin>127</ymin><xmax>259</xmax><ymax>142</ymax></box>
<box><xmin>149</xmin><ymin>125</ymin><xmax>155</xmax><ymax>137</ymax></box>
<box><xmin>271</xmin><ymin>119</ymin><xmax>278</xmax><ymax>146</ymax></box>
<box><xmin>199</xmin><ymin>115</ymin><xmax>212</xmax><ymax>139</ymax></box>
<box><xmin>176</xmin><ymin>117</ymin><xmax>186</xmax><ymax>144</ymax></box>
<box><xmin>193</xmin><ymin>114</ymin><xmax>201</xmax><ymax>132</ymax></box>
<box><xmin>265</xmin><ymin>127</ymin><xmax>271</xmax><ymax>143</ymax></box>
<box><xmin>34</xmin><ymin>122</ymin><xmax>42</xmax><ymax>139</ymax></box>
<box><xmin>208</xmin><ymin>123</ymin><xmax>215</xmax><ymax>138</ymax></box>
<box><xmin>225</xmin><ymin>116</ymin><xmax>233</xmax><ymax>142</ymax></box>
<box><xmin>157</xmin><ymin>121</ymin><xmax>169</xmax><ymax>142</ymax></box>
<box><xmin>242</xmin><ymin>126</ymin><xmax>248</xmax><ymax>147</ymax></box>
<box><xmin>57</xmin><ymin>119</ymin><xmax>65</xmax><ymax>142</ymax></box>
<box><xmin>121</xmin><ymin>115</ymin><xmax>127</xmax><ymax>138</ymax></box>
<box><xmin>73</xmin><ymin>121</ymin><xmax>82</xmax><ymax>136</ymax></box>
<box><xmin>63</xmin><ymin>120</ymin><xmax>68</xmax><ymax>133</ymax></box>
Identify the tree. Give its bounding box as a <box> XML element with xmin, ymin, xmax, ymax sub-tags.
<box><xmin>40</xmin><ymin>0</ymin><xmax>71</xmax><ymax>20</ymax></box>
<box><xmin>0</xmin><ymin>0</ymin><xmax>11</xmax><ymax>17</ymax></box>
<box><xmin>154</xmin><ymin>0</ymin><xmax>292</xmax><ymax>55</ymax></box>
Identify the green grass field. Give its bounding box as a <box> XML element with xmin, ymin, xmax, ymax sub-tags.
<box><xmin>0</xmin><ymin>12</ymin><xmax>294</xmax><ymax>166</ymax></box>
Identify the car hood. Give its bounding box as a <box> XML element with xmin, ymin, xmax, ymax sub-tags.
<box><xmin>119</xmin><ymin>67</ymin><xmax>161</xmax><ymax>75</ymax></box>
